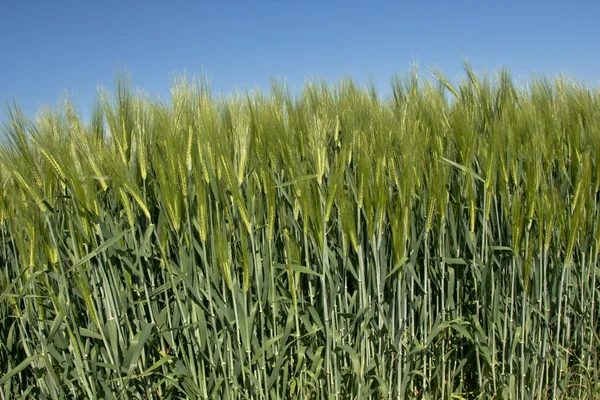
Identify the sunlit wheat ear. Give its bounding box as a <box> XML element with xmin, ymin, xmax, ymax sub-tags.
<box><xmin>133</xmin><ymin>97</ymin><xmax>149</xmax><ymax>181</ymax></box>
<box><xmin>118</xmin><ymin>188</ymin><xmax>135</xmax><ymax>229</ymax></box>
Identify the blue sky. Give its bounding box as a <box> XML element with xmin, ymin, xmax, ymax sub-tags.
<box><xmin>1</xmin><ymin>1</ymin><xmax>599</xmax><ymax>123</ymax></box>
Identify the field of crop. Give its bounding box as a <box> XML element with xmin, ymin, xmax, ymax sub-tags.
<box><xmin>1</xmin><ymin>65</ymin><xmax>599</xmax><ymax>399</ymax></box>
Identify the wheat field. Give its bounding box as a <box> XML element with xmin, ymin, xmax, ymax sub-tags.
<box><xmin>1</xmin><ymin>64</ymin><xmax>599</xmax><ymax>399</ymax></box>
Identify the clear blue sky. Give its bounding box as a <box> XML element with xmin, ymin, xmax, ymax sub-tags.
<box><xmin>1</xmin><ymin>1</ymin><xmax>599</xmax><ymax>123</ymax></box>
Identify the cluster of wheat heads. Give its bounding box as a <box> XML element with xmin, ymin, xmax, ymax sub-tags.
<box><xmin>1</xmin><ymin>65</ymin><xmax>599</xmax><ymax>399</ymax></box>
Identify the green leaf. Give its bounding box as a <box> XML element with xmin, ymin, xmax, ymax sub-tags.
<box><xmin>336</xmin><ymin>344</ymin><xmax>361</xmax><ymax>378</ymax></box>
<box><xmin>79</xmin><ymin>327</ymin><xmax>103</xmax><ymax>341</ymax></box>
<box><xmin>0</xmin><ymin>354</ymin><xmax>42</xmax><ymax>385</ymax></box>
<box><xmin>276</xmin><ymin>263</ymin><xmax>322</xmax><ymax>277</ymax></box>
<box><xmin>439</xmin><ymin>157</ymin><xmax>485</xmax><ymax>182</ymax></box>
<box><xmin>136</xmin><ymin>355</ymin><xmax>174</xmax><ymax>378</ymax></box>
<box><xmin>442</xmin><ymin>257</ymin><xmax>468</xmax><ymax>265</ymax></box>
<box><xmin>123</xmin><ymin>323</ymin><xmax>155</xmax><ymax>378</ymax></box>
<box><xmin>274</xmin><ymin>174</ymin><xmax>319</xmax><ymax>188</ymax></box>
<box><xmin>66</xmin><ymin>230</ymin><xmax>130</xmax><ymax>274</ymax></box>
<box><xmin>385</xmin><ymin>256</ymin><xmax>408</xmax><ymax>279</ymax></box>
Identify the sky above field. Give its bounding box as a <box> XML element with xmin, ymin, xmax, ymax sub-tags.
<box><xmin>0</xmin><ymin>0</ymin><xmax>599</xmax><ymax>124</ymax></box>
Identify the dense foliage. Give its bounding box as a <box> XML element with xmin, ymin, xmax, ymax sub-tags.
<box><xmin>1</xmin><ymin>65</ymin><xmax>599</xmax><ymax>399</ymax></box>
